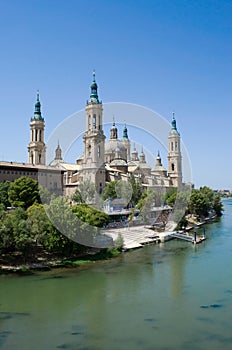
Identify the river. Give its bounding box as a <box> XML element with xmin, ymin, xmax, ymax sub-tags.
<box><xmin>1</xmin><ymin>199</ymin><xmax>232</xmax><ymax>350</ymax></box>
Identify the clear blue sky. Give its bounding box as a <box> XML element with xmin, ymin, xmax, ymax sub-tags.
<box><xmin>0</xmin><ymin>0</ymin><xmax>231</xmax><ymax>189</ymax></box>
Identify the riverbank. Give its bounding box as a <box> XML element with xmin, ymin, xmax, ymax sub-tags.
<box><xmin>0</xmin><ymin>247</ymin><xmax>121</xmax><ymax>275</ymax></box>
<box><xmin>0</xmin><ymin>215</ymin><xmax>219</xmax><ymax>275</ymax></box>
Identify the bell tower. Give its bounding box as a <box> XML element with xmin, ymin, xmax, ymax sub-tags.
<box><xmin>168</xmin><ymin>112</ymin><xmax>182</xmax><ymax>187</ymax></box>
<box><xmin>82</xmin><ymin>72</ymin><xmax>106</xmax><ymax>198</ymax></box>
<box><xmin>122</xmin><ymin>124</ymin><xmax>130</xmax><ymax>161</ymax></box>
<box><xmin>28</xmin><ymin>91</ymin><xmax>46</xmax><ymax>165</ymax></box>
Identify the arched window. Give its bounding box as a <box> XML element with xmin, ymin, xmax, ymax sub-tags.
<box><xmin>88</xmin><ymin>144</ymin><xmax>91</xmax><ymax>156</ymax></box>
<box><xmin>97</xmin><ymin>145</ymin><xmax>100</xmax><ymax>158</ymax></box>
<box><xmin>175</xmin><ymin>141</ymin><xmax>178</xmax><ymax>151</ymax></box>
<box><xmin>99</xmin><ymin>182</ymin><xmax>102</xmax><ymax>195</ymax></box>
<box><xmin>93</xmin><ymin>114</ymin><xmax>96</xmax><ymax>129</ymax></box>
<box><xmin>171</xmin><ymin>163</ymin><xmax>175</xmax><ymax>171</ymax></box>
<box><xmin>171</xmin><ymin>142</ymin><xmax>174</xmax><ymax>151</ymax></box>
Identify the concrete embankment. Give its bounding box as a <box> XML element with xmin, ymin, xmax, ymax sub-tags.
<box><xmin>103</xmin><ymin>221</ymin><xmax>177</xmax><ymax>250</ymax></box>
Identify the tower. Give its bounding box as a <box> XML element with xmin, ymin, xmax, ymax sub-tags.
<box><xmin>55</xmin><ymin>141</ymin><xmax>62</xmax><ymax>161</ymax></box>
<box><xmin>122</xmin><ymin>124</ymin><xmax>130</xmax><ymax>161</ymax></box>
<box><xmin>82</xmin><ymin>72</ymin><xmax>106</xmax><ymax>198</ymax></box>
<box><xmin>28</xmin><ymin>91</ymin><xmax>46</xmax><ymax>165</ymax></box>
<box><xmin>110</xmin><ymin>118</ymin><xmax>118</xmax><ymax>140</ymax></box>
<box><xmin>168</xmin><ymin>112</ymin><xmax>182</xmax><ymax>187</ymax></box>
<box><xmin>131</xmin><ymin>143</ymin><xmax>139</xmax><ymax>161</ymax></box>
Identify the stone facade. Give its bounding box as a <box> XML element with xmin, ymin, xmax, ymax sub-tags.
<box><xmin>0</xmin><ymin>74</ymin><xmax>183</xmax><ymax>201</ymax></box>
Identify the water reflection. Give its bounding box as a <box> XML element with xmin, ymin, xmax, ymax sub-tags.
<box><xmin>1</xmin><ymin>200</ymin><xmax>232</xmax><ymax>350</ymax></box>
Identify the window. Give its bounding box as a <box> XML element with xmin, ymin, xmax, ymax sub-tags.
<box><xmin>93</xmin><ymin>114</ymin><xmax>96</xmax><ymax>129</ymax></box>
<box><xmin>97</xmin><ymin>145</ymin><xmax>100</xmax><ymax>157</ymax></box>
<box><xmin>171</xmin><ymin>163</ymin><xmax>175</xmax><ymax>171</ymax></box>
<box><xmin>99</xmin><ymin>182</ymin><xmax>103</xmax><ymax>195</ymax></box>
<box><xmin>175</xmin><ymin>141</ymin><xmax>178</xmax><ymax>151</ymax></box>
<box><xmin>171</xmin><ymin>142</ymin><xmax>174</xmax><ymax>151</ymax></box>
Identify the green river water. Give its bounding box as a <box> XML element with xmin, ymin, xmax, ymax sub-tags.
<box><xmin>1</xmin><ymin>199</ymin><xmax>232</xmax><ymax>350</ymax></box>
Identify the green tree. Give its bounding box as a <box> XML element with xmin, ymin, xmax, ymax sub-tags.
<box><xmin>128</xmin><ymin>174</ymin><xmax>142</xmax><ymax>206</ymax></box>
<box><xmin>78</xmin><ymin>178</ymin><xmax>95</xmax><ymax>203</ymax></box>
<box><xmin>0</xmin><ymin>208</ymin><xmax>32</xmax><ymax>256</ymax></box>
<box><xmin>72</xmin><ymin>189</ymin><xmax>84</xmax><ymax>204</ymax></box>
<box><xmin>44</xmin><ymin>196</ymin><xmax>85</xmax><ymax>254</ymax></box>
<box><xmin>137</xmin><ymin>189</ymin><xmax>156</xmax><ymax>224</ymax></box>
<box><xmin>114</xmin><ymin>233</ymin><xmax>124</xmax><ymax>250</ymax></box>
<box><xmin>163</xmin><ymin>187</ymin><xmax>177</xmax><ymax>207</ymax></box>
<box><xmin>27</xmin><ymin>203</ymin><xmax>51</xmax><ymax>245</ymax></box>
<box><xmin>212</xmin><ymin>194</ymin><xmax>223</xmax><ymax>216</ymax></box>
<box><xmin>39</xmin><ymin>185</ymin><xmax>52</xmax><ymax>205</ymax></box>
<box><xmin>8</xmin><ymin>176</ymin><xmax>40</xmax><ymax>209</ymax></box>
<box><xmin>188</xmin><ymin>186</ymin><xmax>223</xmax><ymax>218</ymax></box>
<box><xmin>0</xmin><ymin>181</ymin><xmax>11</xmax><ymax>208</ymax></box>
<box><xmin>102</xmin><ymin>181</ymin><xmax>118</xmax><ymax>200</ymax></box>
<box><xmin>72</xmin><ymin>204</ymin><xmax>109</xmax><ymax>228</ymax></box>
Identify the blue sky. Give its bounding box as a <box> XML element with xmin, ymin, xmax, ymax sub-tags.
<box><xmin>0</xmin><ymin>0</ymin><xmax>231</xmax><ymax>189</ymax></box>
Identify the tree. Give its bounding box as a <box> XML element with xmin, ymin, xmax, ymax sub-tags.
<box><xmin>102</xmin><ymin>181</ymin><xmax>118</xmax><ymax>200</ymax></box>
<box><xmin>39</xmin><ymin>185</ymin><xmax>52</xmax><ymax>205</ymax></box>
<box><xmin>188</xmin><ymin>186</ymin><xmax>223</xmax><ymax>218</ymax></box>
<box><xmin>72</xmin><ymin>204</ymin><xmax>109</xmax><ymax>228</ymax></box>
<box><xmin>78</xmin><ymin>179</ymin><xmax>95</xmax><ymax>203</ymax></box>
<box><xmin>8</xmin><ymin>176</ymin><xmax>40</xmax><ymax>209</ymax></box>
<box><xmin>128</xmin><ymin>174</ymin><xmax>142</xmax><ymax>206</ymax></box>
<box><xmin>0</xmin><ymin>207</ymin><xmax>32</xmax><ymax>256</ymax></box>
<box><xmin>44</xmin><ymin>196</ymin><xmax>88</xmax><ymax>253</ymax></box>
<box><xmin>72</xmin><ymin>189</ymin><xmax>84</xmax><ymax>204</ymax></box>
<box><xmin>0</xmin><ymin>181</ymin><xmax>11</xmax><ymax>208</ymax></box>
<box><xmin>103</xmin><ymin>180</ymin><xmax>134</xmax><ymax>208</ymax></box>
<box><xmin>213</xmin><ymin>194</ymin><xmax>223</xmax><ymax>216</ymax></box>
<box><xmin>163</xmin><ymin>187</ymin><xmax>177</xmax><ymax>207</ymax></box>
<box><xmin>27</xmin><ymin>203</ymin><xmax>51</xmax><ymax>245</ymax></box>
<box><xmin>137</xmin><ymin>189</ymin><xmax>156</xmax><ymax>224</ymax></box>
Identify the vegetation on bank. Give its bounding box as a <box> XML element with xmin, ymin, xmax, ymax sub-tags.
<box><xmin>0</xmin><ymin>176</ymin><xmax>224</xmax><ymax>270</ymax></box>
<box><xmin>0</xmin><ymin>177</ymin><xmax>115</xmax><ymax>269</ymax></box>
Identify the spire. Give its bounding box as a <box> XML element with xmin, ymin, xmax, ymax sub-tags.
<box><xmin>32</xmin><ymin>90</ymin><xmax>44</xmax><ymax>120</ymax></box>
<box><xmin>89</xmin><ymin>70</ymin><xmax>99</xmax><ymax>103</ymax></box>
<box><xmin>139</xmin><ymin>146</ymin><xmax>145</xmax><ymax>162</ymax></box>
<box><xmin>110</xmin><ymin>117</ymin><xmax>118</xmax><ymax>140</ymax></box>
<box><xmin>170</xmin><ymin>111</ymin><xmax>179</xmax><ymax>135</ymax></box>
<box><xmin>156</xmin><ymin>151</ymin><xmax>162</xmax><ymax>165</ymax></box>
<box><xmin>131</xmin><ymin>143</ymin><xmax>139</xmax><ymax>161</ymax></box>
<box><xmin>123</xmin><ymin>123</ymin><xmax>129</xmax><ymax>140</ymax></box>
<box><xmin>55</xmin><ymin>141</ymin><xmax>62</xmax><ymax>160</ymax></box>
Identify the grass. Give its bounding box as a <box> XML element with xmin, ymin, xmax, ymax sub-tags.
<box><xmin>61</xmin><ymin>248</ymin><xmax>121</xmax><ymax>266</ymax></box>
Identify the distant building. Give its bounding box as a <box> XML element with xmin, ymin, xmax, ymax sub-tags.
<box><xmin>0</xmin><ymin>74</ymin><xmax>184</xmax><ymax>202</ymax></box>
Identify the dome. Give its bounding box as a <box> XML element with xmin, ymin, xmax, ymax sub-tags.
<box><xmin>110</xmin><ymin>159</ymin><xmax>127</xmax><ymax>167</ymax></box>
<box><xmin>138</xmin><ymin>161</ymin><xmax>151</xmax><ymax>170</ymax></box>
<box><xmin>91</xmin><ymin>81</ymin><xmax>97</xmax><ymax>91</ymax></box>
<box><xmin>105</xmin><ymin>139</ymin><xmax>127</xmax><ymax>154</ymax></box>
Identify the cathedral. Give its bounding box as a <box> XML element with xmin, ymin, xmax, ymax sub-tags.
<box><xmin>48</xmin><ymin>73</ymin><xmax>183</xmax><ymax>200</ymax></box>
<box><xmin>0</xmin><ymin>73</ymin><xmax>183</xmax><ymax>203</ymax></box>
